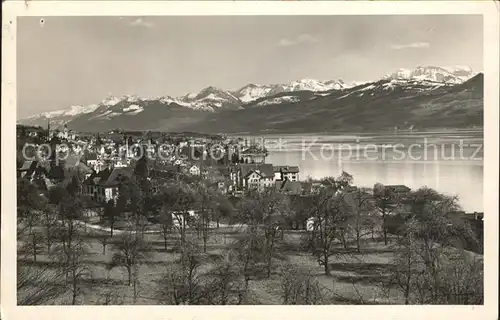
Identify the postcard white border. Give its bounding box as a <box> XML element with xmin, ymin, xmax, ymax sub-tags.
<box><xmin>2</xmin><ymin>1</ymin><xmax>498</xmax><ymax>319</ymax></box>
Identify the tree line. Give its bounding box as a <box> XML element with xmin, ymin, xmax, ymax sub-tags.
<box><xmin>17</xmin><ymin>163</ymin><xmax>483</xmax><ymax>305</ymax></box>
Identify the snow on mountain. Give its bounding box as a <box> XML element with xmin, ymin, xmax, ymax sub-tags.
<box><xmin>442</xmin><ymin>66</ymin><xmax>477</xmax><ymax>81</ymax></box>
<box><xmin>124</xmin><ymin>95</ymin><xmax>141</xmax><ymax>103</ymax></box>
<box><xmin>256</xmin><ymin>96</ymin><xmax>301</xmax><ymax>107</ymax></box>
<box><xmin>342</xmin><ymin>81</ymin><xmax>368</xmax><ymax>89</ymax></box>
<box><xmin>159</xmin><ymin>95</ymin><xmax>184</xmax><ymax>105</ymax></box>
<box><xmin>102</xmin><ymin>96</ymin><xmax>123</xmax><ymax>107</ymax></box>
<box><xmin>122</xmin><ymin>104</ymin><xmax>144</xmax><ymax>114</ymax></box>
<box><xmin>384</xmin><ymin>66</ymin><xmax>476</xmax><ymax>84</ymax></box>
<box><xmin>180</xmin><ymin>86</ymin><xmax>242</xmax><ymax>110</ymax></box>
<box><xmin>19</xmin><ymin>67</ymin><xmax>477</xmax><ymax>126</ymax></box>
<box><xmin>283</xmin><ymin>79</ymin><xmax>344</xmax><ymax>92</ymax></box>
<box><xmin>233</xmin><ymin>79</ymin><xmax>346</xmax><ymax>104</ymax></box>
<box><xmin>234</xmin><ymin>84</ymin><xmax>277</xmax><ymax>103</ymax></box>
<box><xmin>25</xmin><ymin>104</ymin><xmax>100</xmax><ymax>120</ymax></box>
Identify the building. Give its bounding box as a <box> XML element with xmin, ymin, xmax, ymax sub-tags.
<box><xmin>189</xmin><ymin>164</ymin><xmax>201</xmax><ymax>176</ymax></box>
<box><xmin>84</xmin><ymin>153</ymin><xmax>99</xmax><ymax>171</ymax></box>
<box><xmin>240</xmin><ymin>145</ymin><xmax>268</xmax><ymax>164</ymax></box>
<box><xmin>231</xmin><ymin>163</ymin><xmax>274</xmax><ymax>192</ymax></box>
<box><xmin>244</xmin><ymin>169</ymin><xmax>274</xmax><ymax>192</ymax></box>
<box><xmin>209</xmin><ymin>167</ymin><xmax>229</xmax><ymax>194</ymax></box>
<box><xmin>273</xmin><ymin>165</ymin><xmax>300</xmax><ymax>182</ymax></box>
<box><xmin>82</xmin><ymin>167</ymin><xmax>134</xmax><ymax>203</ymax></box>
<box><xmin>245</xmin><ymin>170</ymin><xmax>265</xmax><ymax>191</ymax></box>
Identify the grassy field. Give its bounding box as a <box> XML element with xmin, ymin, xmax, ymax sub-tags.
<box><xmin>18</xmin><ymin>217</ymin><xmax>410</xmax><ymax>305</ymax></box>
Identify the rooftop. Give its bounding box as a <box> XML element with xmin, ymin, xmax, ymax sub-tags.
<box><xmin>273</xmin><ymin>165</ymin><xmax>300</xmax><ymax>173</ymax></box>
<box><xmin>239</xmin><ymin>163</ymin><xmax>274</xmax><ymax>178</ymax></box>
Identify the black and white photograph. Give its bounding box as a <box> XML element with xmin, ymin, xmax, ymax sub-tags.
<box><xmin>2</xmin><ymin>1</ymin><xmax>499</xmax><ymax>314</ymax></box>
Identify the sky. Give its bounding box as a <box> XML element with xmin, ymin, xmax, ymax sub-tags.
<box><xmin>17</xmin><ymin>15</ymin><xmax>483</xmax><ymax>119</ymax></box>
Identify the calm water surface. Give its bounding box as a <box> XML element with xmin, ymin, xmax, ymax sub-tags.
<box><xmin>241</xmin><ymin>131</ymin><xmax>484</xmax><ymax>212</ymax></box>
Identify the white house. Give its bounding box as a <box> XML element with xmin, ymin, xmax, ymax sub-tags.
<box><xmin>189</xmin><ymin>165</ymin><xmax>201</xmax><ymax>176</ymax></box>
<box><xmin>273</xmin><ymin>165</ymin><xmax>300</xmax><ymax>182</ymax></box>
<box><xmin>243</xmin><ymin>169</ymin><xmax>274</xmax><ymax>192</ymax></box>
<box><xmin>234</xmin><ymin>163</ymin><xmax>274</xmax><ymax>192</ymax></box>
<box><xmin>245</xmin><ymin>170</ymin><xmax>263</xmax><ymax>190</ymax></box>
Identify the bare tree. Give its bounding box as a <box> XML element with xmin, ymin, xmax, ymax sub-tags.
<box><xmin>158</xmin><ymin>205</ymin><xmax>173</xmax><ymax>252</ymax></box>
<box><xmin>17</xmin><ymin>264</ymin><xmax>67</xmax><ymax>305</ymax></box>
<box><xmin>373</xmin><ymin>183</ymin><xmax>400</xmax><ymax>245</ymax></box>
<box><xmin>194</xmin><ymin>182</ymin><xmax>218</xmax><ymax>253</ymax></box>
<box><xmin>17</xmin><ymin>178</ymin><xmax>46</xmax><ymax>237</ymax></box>
<box><xmin>157</xmin><ymin>241</ymin><xmax>203</xmax><ymax>305</ymax></box>
<box><xmin>161</xmin><ymin>183</ymin><xmax>197</xmax><ymax>248</ymax></box>
<box><xmin>237</xmin><ymin>189</ymin><xmax>290</xmax><ymax>277</ymax></box>
<box><xmin>389</xmin><ymin>188</ymin><xmax>482</xmax><ymax>305</ymax></box>
<box><xmin>103</xmin><ymin>199</ymin><xmax>118</xmax><ymax>237</ymax></box>
<box><xmin>306</xmin><ymin>172</ymin><xmax>353</xmax><ymax>275</ymax></box>
<box><xmin>433</xmin><ymin>251</ymin><xmax>483</xmax><ymax>304</ymax></box>
<box><xmin>279</xmin><ymin>263</ymin><xmax>323</xmax><ymax>305</ymax></box>
<box><xmin>204</xmin><ymin>256</ymin><xmax>247</xmax><ymax>305</ymax></box>
<box><xmin>108</xmin><ymin>229</ymin><xmax>150</xmax><ymax>302</ymax></box>
<box><xmin>344</xmin><ymin>188</ymin><xmax>374</xmax><ymax>253</ymax></box>
<box><xmin>390</xmin><ymin>218</ymin><xmax>421</xmax><ymax>305</ymax></box>
<box><xmin>20</xmin><ymin>230</ymin><xmax>44</xmax><ymax>262</ymax></box>
<box><xmin>98</xmin><ymin>290</ymin><xmax>124</xmax><ymax>305</ymax></box>
<box><xmin>51</xmin><ymin>194</ymin><xmax>85</xmax><ymax>285</ymax></box>
<box><xmin>233</xmin><ymin>223</ymin><xmax>266</xmax><ymax>302</ymax></box>
<box><xmin>98</xmin><ymin>234</ymin><xmax>110</xmax><ymax>255</ymax></box>
<box><xmin>41</xmin><ymin>206</ymin><xmax>58</xmax><ymax>253</ymax></box>
<box><xmin>66</xmin><ymin>236</ymin><xmax>91</xmax><ymax>305</ymax></box>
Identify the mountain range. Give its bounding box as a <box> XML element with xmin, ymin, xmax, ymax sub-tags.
<box><xmin>18</xmin><ymin>66</ymin><xmax>483</xmax><ymax>133</ymax></box>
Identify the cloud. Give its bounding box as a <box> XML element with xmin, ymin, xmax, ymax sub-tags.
<box><xmin>129</xmin><ymin>18</ymin><xmax>153</xmax><ymax>28</ymax></box>
<box><xmin>390</xmin><ymin>42</ymin><xmax>430</xmax><ymax>50</ymax></box>
<box><xmin>278</xmin><ymin>34</ymin><xmax>320</xmax><ymax>47</ymax></box>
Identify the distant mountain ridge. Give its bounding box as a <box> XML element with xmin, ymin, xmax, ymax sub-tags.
<box><xmin>18</xmin><ymin>66</ymin><xmax>482</xmax><ymax>133</ymax></box>
<box><xmin>384</xmin><ymin>66</ymin><xmax>477</xmax><ymax>84</ymax></box>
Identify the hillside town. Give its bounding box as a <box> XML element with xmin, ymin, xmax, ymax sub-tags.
<box><xmin>17</xmin><ymin>122</ymin><xmax>484</xmax><ymax>235</ymax></box>
<box><xmin>17</xmin><ymin>123</ymin><xmax>305</xmax><ymax>200</ymax></box>
<box><xmin>16</xmin><ymin>120</ymin><xmax>485</xmax><ymax>306</ymax></box>
<box><xmin>9</xmin><ymin>11</ymin><xmax>491</xmax><ymax>309</ymax></box>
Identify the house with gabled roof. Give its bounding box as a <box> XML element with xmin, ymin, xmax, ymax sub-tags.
<box><xmin>238</xmin><ymin>163</ymin><xmax>274</xmax><ymax>192</ymax></box>
<box><xmin>189</xmin><ymin>164</ymin><xmax>201</xmax><ymax>176</ymax></box>
<box><xmin>82</xmin><ymin>166</ymin><xmax>134</xmax><ymax>204</ymax></box>
<box><xmin>240</xmin><ymin>145</ymin><xmax>268</xmax><ymax>164</ymax></box>
<box><xmin>273</xmin><ymin>165</ymin><xmax>300</xmax><ymax>182</ymax></box>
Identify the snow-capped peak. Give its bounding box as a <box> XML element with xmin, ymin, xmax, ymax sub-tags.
<box><xmin>27</xmin><ymin>104</ymin><xmax>100</xmax><ymax>120</ymax></box>
<box><xmin>384</xmin><ymin>66</ymin><xmax>473</xmax><ymax>84</ymax></box>
<box><xmin>102</xmin><ymin>96</ymin><xmax>123</xmax><ymax>107</ymax></box>
<box><xmin>284</xmin><ymin>78</ymin><xmax>344</xmax><ymax>92</ymax></box>
<box><xmin>19</xmin><ymin>66</ymin><xmax>477</xmax><ymax>126</ymax></box>
<box><xmin>233</xmin><ymin>83</ymin><xmax>277</xmax><ymax>103</ymax></box>
<box><xmin>232</xmin><ymin>78</ymin><xmax>350</xmax><ymax>103</ymax></box>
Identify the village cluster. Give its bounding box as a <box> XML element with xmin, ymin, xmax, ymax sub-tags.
<box><xmin>16</xmin><ymin>123</ymin><xmax>485</xmax><ymax>305</ymax></box>
<box><xmin>17</xmin><ymin>124</ymin><xmax>483</xmax><ymax>231</ymax></box>
<box><xmin>17</xmin><ymin>124</ymin><xmax>303</xmax><ymax>205</ymax></box>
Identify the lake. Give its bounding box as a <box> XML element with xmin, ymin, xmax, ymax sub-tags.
<box><xmin>240</xmin><ymin>131</ymin><xmax>484</xmax><ymax>212</ymax></box>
